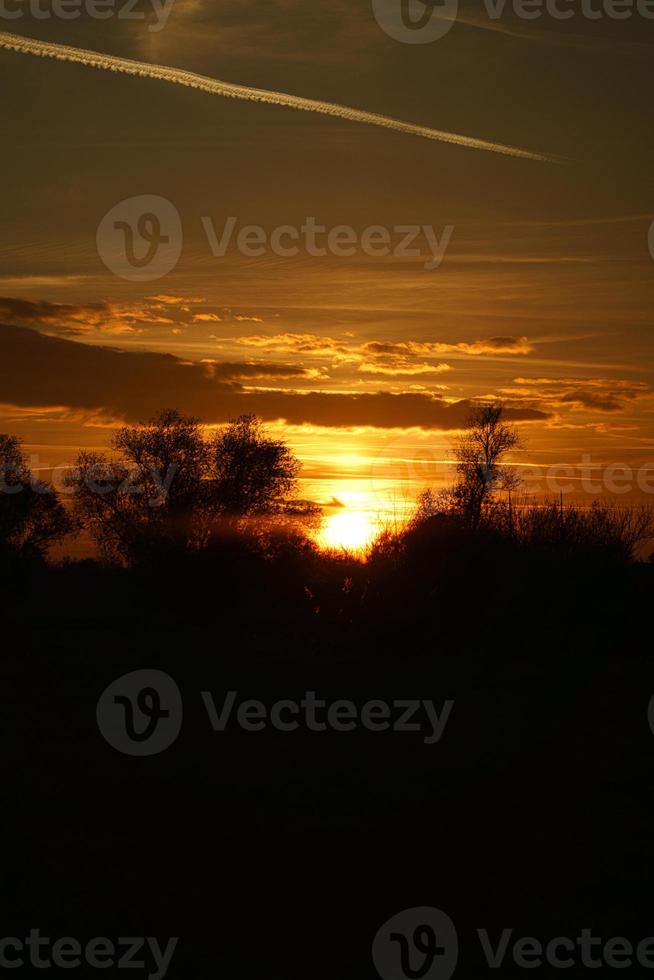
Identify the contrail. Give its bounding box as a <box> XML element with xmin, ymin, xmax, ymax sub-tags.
<box><xmin>0</xmin><ymin>30</ymin><xmax>561</xmax><ymax>163</ymax></box>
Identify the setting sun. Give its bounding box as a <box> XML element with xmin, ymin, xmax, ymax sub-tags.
<box><xmin>318</xmin><ymin>510</ymin><xmax>378</xmax><ymax>553</ymax></box>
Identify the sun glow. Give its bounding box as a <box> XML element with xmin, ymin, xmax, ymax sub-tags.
<box><xmin>318</xmin><ymin>510</ymin><xmax>378</xmax><ymax>553</ymax></box>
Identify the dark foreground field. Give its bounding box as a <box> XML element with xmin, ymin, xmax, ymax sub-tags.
<box><xmin>3</xmin><ymin>535</ymin><xmax>654</xmax><ymax>978</ymax></box>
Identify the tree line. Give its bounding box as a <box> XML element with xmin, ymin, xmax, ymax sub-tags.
<box><xmin>1</xmin><ymin>404</ymin><xmax>653</xmax><ymax>567</ymax></box>
<box><xmin>0</xmin><ymin>412</ymin><xmax>301</xmax><ymax>564</ymax></box>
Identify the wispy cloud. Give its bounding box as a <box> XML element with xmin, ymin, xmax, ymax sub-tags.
<box><xmin>0</xmin><ymin>30</ymin><xmax>561</xmax><ymax>162</ymax></box>
<box><xmin>363</xmin><ymin>336</ymin><xmax>534</xmax><ymax>356</ymax></box>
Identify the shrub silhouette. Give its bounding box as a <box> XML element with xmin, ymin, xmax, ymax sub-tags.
<box><xmin>511</xmin><ymin>498</ymin><xmax>654</xmax><ymax>563</ymax></box>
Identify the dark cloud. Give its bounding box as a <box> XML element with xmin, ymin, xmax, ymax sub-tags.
<box><xmin>0</xmin><ymin>295</ymin><xmax>173</xmax><ymax>336</ymax></box>
<box><xmin>0</xmin><ymin>296</ymin><xmax>99</xmax><ymax>327</ymax></box>
<box><xmin>209</xmin><ymin>362</ymin><xmax>313</xmax><ymax>381</ymax></box>
<box><xmin>363</xmin><ymin>342</ymin><xmax>412</xmax><ymax>357</ymax></box>
<box><xmin>0</xmin><ymin>323</ymin><xmax>549</xmax><ymax>430</ymax></box>
<box><xmin>478</xmin><ymin>336</ymin><xmax>533</xmax><ymax>353</ymax></box>
<box><xmin>507</xmin><ymin>376</ymin><xmax>652</xmax><ymax>414</ymax></box>
<box><xmin>559</xmin><ymin>391</ymin><xmax>625</xmax><ymax>413</ymax></box>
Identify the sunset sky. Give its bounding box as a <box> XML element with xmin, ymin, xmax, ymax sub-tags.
<box><xmin>1</xmin><ymin>0</ymin><xmax>653</xmax><ymax>535</ymax></box>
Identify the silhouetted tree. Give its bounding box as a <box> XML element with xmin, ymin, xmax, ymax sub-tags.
<box><xmin>209</xmin><ymin>415</ymin><xmax>300</xmax><ymax>519</ymax></box>
<box><xmin>67</xmin><ymin>410</ymin><xmax>212</xmax><ymax>563</ymax></box>
<box><xmin>67</xmin><ymin>411</ymin><xmax>302</xmax><ymax>563</ymax></box>
<box><xmin>113</xmin><ymin>408</ymin><xmax>209</xmax><ymax>517</ymax></box>
<box><xmin>0</xmin><ymin>435</ymin><xmax>72</xmax><ymax>561</ymax></box>
<box><xmin>450</xmin><ymin>403</ymin><xmax>521</xmax><ymax>528</ymax></box>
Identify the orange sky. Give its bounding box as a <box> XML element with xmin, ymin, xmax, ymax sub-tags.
<box><xmin>1</xmin><ymin>2</ymin><xmax>654</xmax><ymax>531</ymax></box>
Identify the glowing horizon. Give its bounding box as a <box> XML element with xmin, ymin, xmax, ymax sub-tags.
<box><xmin>1</xmin><ymin>6</ymin><xmax>653</xmax><ymax>547</ymax></box>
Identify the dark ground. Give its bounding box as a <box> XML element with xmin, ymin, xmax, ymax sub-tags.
<box><xmin>2</xmin><ymin>550</ymin><xmax>654</xmax><ymax>978</ymax></box>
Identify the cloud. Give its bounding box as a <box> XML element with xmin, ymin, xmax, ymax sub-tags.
<box><xmin>0</xmin><ymin>29</ymin><xmax>560</xmax><ymax>162</ymax></box>
<box><xmin>363</xmin><ymin>336</ymin><xmax>534</xmax><ymax>357</ymax></box>
<box><xmin>558</xmin><ymin>391</ymin><xmax>626</xmax><ymax>413</ymax></box>
<box><xmin>0</xmin><ymin>323</ymin><xmax>549</xmax><ymax>430</ymax></box>
<box><xmin>502</xmin><ymin>376</ymin><xmax>652</xmax><ymax>414</ymax></box>
<box><xmin>0</xmin><ymin>296</ymin><xmax>174</xmax><ymax>336</ymax></box>
<box><xmin>358</xmin><ymin>362</ymin><xmax>452</xmax><ymax>377</ymax></box>
<box><xmin>234</xmin><ymin>333</ymin><xmax>533</xmax><ymax>360</ymax></box>
<box><xmin>235</xmin><ymin>333</ymin><xmax>350</xmax><ymax>355</ymax></box>
<box><xmin>0</xmin><ymin>275</ymin><xmax>90</xmax><ymax>289</ymax></box>
<box><xmin>205</xmin><ymin>361</ymin><xmax>315</xmax><ymax>381</ymax></box>
<box><xmin>224</xmin><ymin>332</ymin><xmax>533</xmax><ymax>383</ymax></box>
<box><xmin>147</xmin><ymin>295</ymin><xmax>207</xmax><ymax>305</ymax></box>
<box><xmin>460</xmin><ymin>336</ymin><xmax>534</xmax><ymax>355</ymax></box>
<box><xmin>0</xmin><ymin>295</ymin><xmax>277</xmax><ymax>336</ymax></box>
<box><xmin>514</xmin><ymin>377</ymin><xmax>649</xmax><ymax>391</ymax></box>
